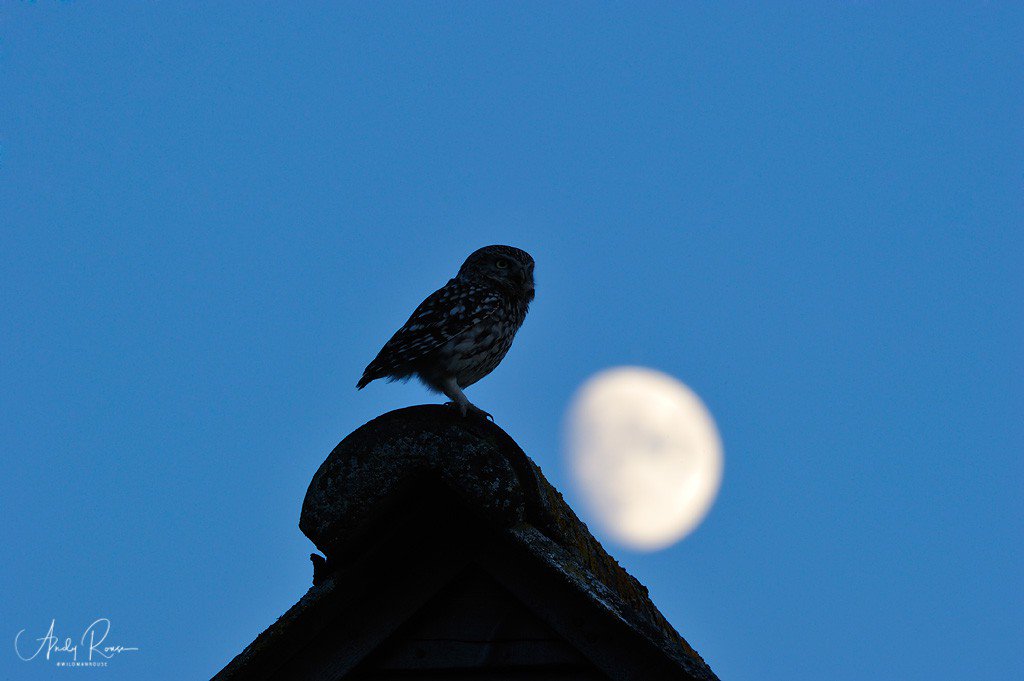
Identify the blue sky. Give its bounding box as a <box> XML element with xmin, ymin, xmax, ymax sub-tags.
<box><xmin>2</xmin><ymin>3</ymin><xmax>1021</xmax><ymax>680</ymax></box>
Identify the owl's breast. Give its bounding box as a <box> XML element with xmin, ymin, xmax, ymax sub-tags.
<box><xmin>436</xmin><ymin>301</ymin><xmax>527</xmax><ymax>388</ymax></box>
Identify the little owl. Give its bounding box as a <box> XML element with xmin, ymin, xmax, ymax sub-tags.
<box><xmin>357</xmin><ymin>245</ymin><xmax>535</xmax><ymax>419</ymax></box>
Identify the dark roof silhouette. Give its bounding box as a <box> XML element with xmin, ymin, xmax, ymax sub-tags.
<box><xmin>213</xmin><ymin>405</ymin><xmax>719</xmax><ymax>681</ymax></box>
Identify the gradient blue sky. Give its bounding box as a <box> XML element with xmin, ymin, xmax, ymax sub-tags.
<box><xmin>3</xmin><ymin>3</ymin><xmax>1021</xmax><ymax>680</ymax></box>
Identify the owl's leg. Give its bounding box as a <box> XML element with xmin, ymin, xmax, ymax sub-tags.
<box><xmin>440</xmin><ymin>378</ymin><xmax>492</xmax><ymax>421</ymax></box>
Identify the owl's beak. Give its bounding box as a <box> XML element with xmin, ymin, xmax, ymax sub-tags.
<box><xmin>518</xmin><ymin>273</ymin><xmax>535</xmax><ymax>301</ymax></box>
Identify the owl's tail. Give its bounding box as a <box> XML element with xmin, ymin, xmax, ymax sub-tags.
<box><xmin>356</xmin><ymin>362</ymin><xmax>384</xmax><ymax>390</ymax></box>
<box><xmin>358</xmin><ymin>353</ymin><xmax>405</xmax><ymax>389</ymax></box>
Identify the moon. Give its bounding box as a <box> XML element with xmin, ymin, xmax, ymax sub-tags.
<box><xmin>565</xmin><ymin>367</ymin><xmax>723</xmax><ymax>551</ymax></box>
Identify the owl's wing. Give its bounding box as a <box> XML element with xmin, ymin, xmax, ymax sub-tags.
<box><xmin>357</xmin><ymin>279</ymin><xmax>501</xmax><ymax>387</ymax></box>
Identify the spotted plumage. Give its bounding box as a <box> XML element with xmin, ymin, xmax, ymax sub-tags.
<box><xmin>357</xmin><ymin>245</ymin><xmax>535</xmax><ymax>419</ymax></box>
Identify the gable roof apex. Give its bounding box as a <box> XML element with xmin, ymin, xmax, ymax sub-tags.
<box><xmin>216</xmin><ymin>406</ymin><xmax>718</xmax><ymax>680</ymax></box>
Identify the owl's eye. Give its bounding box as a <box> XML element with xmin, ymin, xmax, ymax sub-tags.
<box><xmin>495</xmin><ymin>259</ymin><xmax>509</xmax><ymax>269</ymax></box>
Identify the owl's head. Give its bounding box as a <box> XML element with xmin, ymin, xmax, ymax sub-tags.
<box><xmin>458</xmin><ymin>245</ymin><xmax>535</xmax><ymax>301</ymax></box>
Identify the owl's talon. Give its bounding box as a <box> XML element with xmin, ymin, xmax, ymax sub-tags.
<box><xmin>443</xmin><ymin>401</ymin><xmax>491</xmax><ymax>421</ymax></box>
<box><xmin>443</xmin><ymin>400</ymin><xmax>468</xmax><ymax>417</ymax></box>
